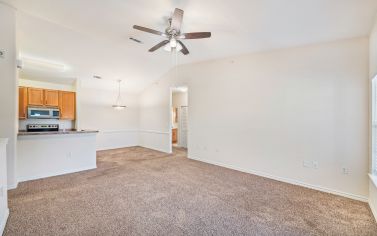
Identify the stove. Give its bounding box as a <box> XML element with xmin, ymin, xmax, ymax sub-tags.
<box><xmin>26</xmin><ymin>124</ymin><xmax>59</xmax><ymax>132</ymax></box>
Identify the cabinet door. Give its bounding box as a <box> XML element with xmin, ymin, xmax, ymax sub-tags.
<box><xmin>59</xmin><ymin>91</ymin><xmax>76</xmax><ymax>120</ymax></box>
<box><xmin>172</xmin><ymin>129</ymin><xmax>178</xmax><ymax>143</ymax></box>
<box><xmin>19</xmin><ymin>87</ymin><xmax>28</xmax><ymax>119</ymax></box>
<box><xmin>28</xmin><ymin>88</ymin><xmax>44</xmax><ymax>106</ymax></box>
<box><xmin>44</xmin><ymin>89</ymin><xmax>59</xmax><ymax>107</ymax></box>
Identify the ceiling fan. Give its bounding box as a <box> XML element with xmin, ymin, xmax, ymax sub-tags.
<box><xmin>133</xmin><ymin>8</ymin><xmax>211</xmax><ymax>55</ymax></box>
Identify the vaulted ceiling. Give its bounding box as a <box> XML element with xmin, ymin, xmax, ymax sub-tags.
<box><xmin>3</xmin><ymin>0</ymin><xmax>377</xmax><ymax>92</ymax></box>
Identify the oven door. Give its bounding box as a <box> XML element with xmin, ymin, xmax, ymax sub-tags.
<box><xmin>28</xmin><ymin>107</ymin><xmax>52</xmax><ymax>119</ymax></box>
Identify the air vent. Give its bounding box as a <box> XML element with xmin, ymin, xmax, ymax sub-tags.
<box><xmin>129</xmin><ymin>37</ymin><xmax>143</xmax><ymax>44</ymax></box>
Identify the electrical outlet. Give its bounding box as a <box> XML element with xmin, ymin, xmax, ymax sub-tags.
<box><xmin>303</xmin><ymin>160</ymin><xmax>311</xmax><ymax>168</ymax></box>
<box><xmin>342</xmin><ymin>167</ymin><xmax>350</xmax><ymax>175</ymax></box>
<box><xmin>303</xmin><ymin>160</ymin><xmax>318</xmax><ymax>169</ymax></box>
<box><xmin>312</xmin><ymin>161</ymin><xmax>319</xmax><ymax>169</ymax></box>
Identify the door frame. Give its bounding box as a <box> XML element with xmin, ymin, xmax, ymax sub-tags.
<box><xmin>178</xmin><ymin>105</ymin><xmax>188</xmax><ymax>148</ymax></box>
<box><xmin>371</xmin><ymin>76</ymin><xmax>377</xmax><ymax>175</ymax></box>
<box><xmin>169</xmin><ymin>86</ymin><xmax>188</xmax><ymax>154</ymax></box>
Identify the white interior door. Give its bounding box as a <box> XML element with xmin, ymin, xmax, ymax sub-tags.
<box><xmin>179</xmin><ymin>106</ymin><xmax>188</xmax><ymax>148</ymax></box>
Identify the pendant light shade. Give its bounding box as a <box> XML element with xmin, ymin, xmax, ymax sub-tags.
<box><xmin>112</xmin><ymin>80</ymin><xmax>127</xmax><ymax>110</ymax></box>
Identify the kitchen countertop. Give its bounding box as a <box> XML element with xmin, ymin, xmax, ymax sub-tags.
<box><xmin>18</xmin><ymin>129</ymin><xmax>99</xmax><ymax>136</ymax></box>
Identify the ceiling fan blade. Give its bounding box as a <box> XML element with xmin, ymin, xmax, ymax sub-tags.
<box><xmin>178</xmin><ymin>32</ymin><xmax>211</xmax><ymax>39</ymax></box>
<box><xmin>177</xmin><ymin>40</ymin><xmax>189</xmax><ymax>55</ymax></box>
<box><xmin>133</xmin><ymin>25</ymin><xmax>166</xmax><ymax>37</ymax></box>
<box><xmin>149</xmin><ymin>40</ymin><xmax>170</xmax><ymax>52</ymax></box>
<box><xmin>171</xmin><ymin>8</ymin><xmax>184</xmax><ymax>32</ymax></box>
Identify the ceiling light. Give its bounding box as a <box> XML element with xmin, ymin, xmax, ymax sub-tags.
<box><xmin>164</xmin><ymin>42</ymin><xmax>182</xmax><ymax>52</ymax></box>
<box><xmin>112</xmin><ymin>80</ymin><xmax>127</xmax><ymax>110</ymax></box>
<box><xmin>21</xmin><ymin>56</ymin><xmax>67</xmax><ymax>72</ymax></box>
<box><xmin>170</xmin><ymin>38</ymin><xmax>177</xmax><ymax>48</ymax></box>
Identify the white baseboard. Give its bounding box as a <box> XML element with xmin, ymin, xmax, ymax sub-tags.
<box><xmin>189</xmin><ymin>156</ymin><xmax>368</xmax><ymax>202</ymax></box>
<box><xmin>17</xmin><ymin>165</ymin><xmax>97</xmax><ymax>183</ymax></box>
<box><xmin>96</xmin><ymin>144</ymin><xmax>138</xmax><ymax>151</ymax></box>
<box><xmin>370</xmin><ymin>198</ymin><xmax>377</xmax><ymax>222</ymax></box>
<box><xmin>7</xmin><ymin>182</ymin><xmax>18</xmax><ymax>190</ymax></box>
<box><xmin>139</xmin><ymin>144</ymin><xmax>171</xmax><ymax>154</ymax></box>
<box><xmin>139</xmin><ymin>130</ymin><xmax>169</xmax><ymax>135</ymax></box>
<box><xmin>0</xmin><ymin>208</ymin><xmax>9</xmax><ymax>236</ymax></box>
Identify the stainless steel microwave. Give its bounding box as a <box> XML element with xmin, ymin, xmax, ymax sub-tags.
<box><xmin>27</xmin><ymin>107</ymin><xmax>60</xmax><ymax>119</ymax></box>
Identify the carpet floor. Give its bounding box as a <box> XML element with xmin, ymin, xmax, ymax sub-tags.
<box><xmin>4</xmin><ymin>147</ymin><xmax>377</xmax><ymax>235</ymax></box>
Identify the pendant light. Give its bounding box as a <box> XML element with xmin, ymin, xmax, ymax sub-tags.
<box><xmin>112</xmin><ymin>80</ymin><xmax>127</xmax><ymax>110</ymax></box>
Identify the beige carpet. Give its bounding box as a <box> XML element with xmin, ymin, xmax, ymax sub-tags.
<box><xmin>4</xmin><ymin>147</ymin><xmax>377</xmax><ymax>235</ymax></box>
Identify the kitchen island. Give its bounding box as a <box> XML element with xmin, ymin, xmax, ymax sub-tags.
<box><xmin>17</xmin><ymin>130</ymin><xmax>98</xmax><ymax>183</ymax></box>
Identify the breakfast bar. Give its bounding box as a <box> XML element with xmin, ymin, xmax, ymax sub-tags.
<box><xmin>17</xmin><ymin>130</ymin><xmax>98</xmax><ymax>183</ymax></box>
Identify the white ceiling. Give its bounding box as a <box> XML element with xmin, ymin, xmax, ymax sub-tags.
<box><xmin>3</xmin><ymin>0</ymin><xmax>377</xmax><ymax>92</ymax></box>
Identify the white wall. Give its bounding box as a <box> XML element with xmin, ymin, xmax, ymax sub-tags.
<box><xmin>0</xmin><ymin>139</ymin><xmax>9</xmax><ymax>235</ymax></box>
<box><xmin>77</xmin><ymin>83</ymin><xmax>139</xmax><ymax>150</ymax></box>
<box><xmin>0</xmin><ymin>2</ymin><xmax>17</xmax><ymax>189</ymax></box>
<box><xmin>369</xmin><ymin>14</ymin><xmax>377</xmax><ymax>221</ymax></box>
<box><xmin>139</xmin><ymin>81</ymin><xmax>171</xmax><ymax>152</ymax></box>
<box><xmin>172</xmin><ymin>91</ymin><xmax>188</xmax><ymax>108</ymax></box>
<box><xmin>139</xmin><ymin>37</ymin><xmax>369</xmax><ymax>201</ymax></box>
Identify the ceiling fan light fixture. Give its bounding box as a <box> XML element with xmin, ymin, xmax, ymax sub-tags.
<box><xmin>163</xmin><ymin>42</ymin><xmax>182</xmax><ymax>52</ymax></box>
<box><xmin>170</xmin><ymin>38</ymin><xmax>177</xmax><ymax>48</ymax></box>
<box><xmin>133</xmin><ymin>8</ymin><xmax>211</xmax><ymax>55</ymax></box>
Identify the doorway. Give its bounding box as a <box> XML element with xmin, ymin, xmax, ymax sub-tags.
<box><xmin>170</xmin><ymin>87</ymin><xmax>188</xmax><ymax>152</ymax></box>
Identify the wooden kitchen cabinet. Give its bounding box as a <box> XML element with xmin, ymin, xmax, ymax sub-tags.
<box><xmin>59</xmin><ymin>91</ymin><xmax>75</xmax><ymax>120</ymax></box>
<box><xmin>172</xmin><ymin>128</ymin><xmax>177</xmax><ymax>143</ymax></box>
<box><xmin>18</xmin><ymin>86</ymin><xmax>76</xmax><ymax>120</ymax></box>
<box><xmin>27</xmin><ymin>88</ymin><xmax>44</xmax><ymax>106</ymax></box>
<box><xmin>44</xmin><ymin>89</ymin><xmax>59</xmax><ymax>107</ymax></box>
<box><xmin>19</xmin><ymin>87</ymin><xmax>28</xmax><ymax>119</ymax></box>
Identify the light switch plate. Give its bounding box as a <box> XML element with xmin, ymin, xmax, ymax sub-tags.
<box><xmin>0</xmin><ymin>186</ymin><xmax>3</xmax><ymax>197</ymax></box>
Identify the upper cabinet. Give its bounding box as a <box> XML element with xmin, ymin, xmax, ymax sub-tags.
<box><xmin>19</xmin><ymin>87</ymin><xmax>28</xmax><ymax>119</ymax></box>
<box><xmin>44</xmin><ymin>89</ymin><xmax>59</xmax><ymax>107</ymax></box>
<box><xmin>27</xmin><ymin>88</ymin><xmax>44</xmax><ymax>106</ymax></box>
<box><xmin>28</xmin><ymin>88</ymin><xmax>59</xmax><ymax>107</ymax></box>
<box><xmin>59</xmin><ymin>91</ymin><xmax>75</xmax><ymax>120</ymax></box>
<box><xmin>19</xmin><ymin>87</ymin><xmax>76</xmax><ymax>120</ymax></box>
